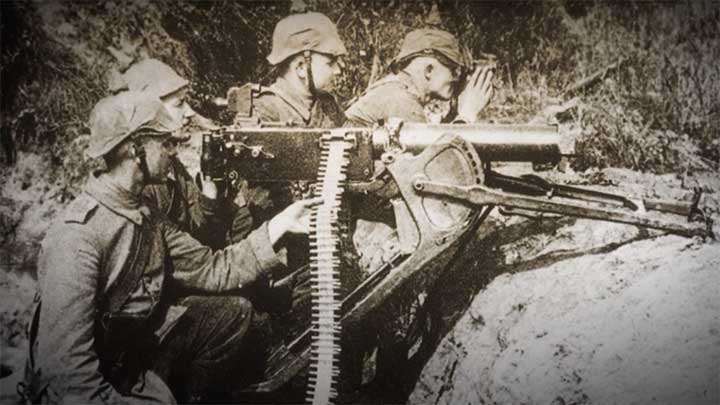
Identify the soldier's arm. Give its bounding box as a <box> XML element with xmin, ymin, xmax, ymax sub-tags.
<box><xmin>345</xmin><ymin>89</ymin><xmax>427</xmax><ymax>127</ymax></box>
<box><xmin>162</xmin><ymin>218</ymin><xmax>283</xmax><ymax>291</ymax></box>
<box><xmin>344</xmin><ymin>96</ymin><xmax>381</xmax><ymax>127</ymax></box>
<box><xmin>164</xmin><ymin>197</ymin><xmax>319</xmax><ymax>291</ymax></box>
<box><xmin>225</xmin><ymin>201</ymin><xmax>254</xmax><ymax>244</ymax></box>
<box><xmin>36</xmin><ymin>226</ymin><xmax>143</xmax><ymax>405</ymax></box>
<box><xmin>251</xmin><ymin>97</ymin><xmax>282</xmax><ymax>123</ymax></box>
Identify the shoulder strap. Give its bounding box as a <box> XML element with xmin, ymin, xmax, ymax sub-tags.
<box><xmin>104</xmin><ymin>219</ymin><xmax>154</xmax><ymax>314</ymax></box>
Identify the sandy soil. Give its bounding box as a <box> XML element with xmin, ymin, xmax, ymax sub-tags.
<box><xmin>410</xmin><ymin>227</ymin><xmax>719</xmax><ymax>405</ymax></box>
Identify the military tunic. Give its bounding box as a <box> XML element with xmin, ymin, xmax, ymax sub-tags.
<box><xmin>344</xmin><ymin>72</ymin><xmax>429</xmax><ymax>127</ymax></box>
<box><xmin>250</xmin><ymin>77</ymin><xmax>345</xmax><ymax>128</ymax></box>
<box><xmin>34</xmin><ymin>172</ymin><xmax>282</xmax><ymax>404</ymax></box>
<box><xmin>230</xmin><ymin>78</ymin><xmax>347</xmax><ymax>272</ymax></box>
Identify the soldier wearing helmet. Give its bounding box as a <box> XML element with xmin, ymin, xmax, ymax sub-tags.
<box><xmin>24</xmin><ymin>91</ymin><xmax>320</xmax><ymax>404</ymax></box>
<box><xmin>116</xmin><ymin>59</ymin><xmax>255</xmax><ymax>249</ymax></box>
<box><xmin>228</xmin><ymin>12</ymin><xmax>347</xmax><ymax>128</ymax></box>
<box><xmin>227</xmin><ymin>13</ymin><xmax>348</xmax><ymax>274</ymax></box>
<box><xmin>346</xmin><ymin>28</ymin><xmax>494</xmax><ymax>126</ymax></box>
<box><xmin>342</xmin><ymin>29</ymin><xmax>495</xmax><ymax>395</ymax></box>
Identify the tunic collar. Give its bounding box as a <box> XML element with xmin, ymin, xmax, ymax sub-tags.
<box><xmin>85</xmin><ymin>172</ymin><xmax>150</xmax><ymax>226</ymax></box>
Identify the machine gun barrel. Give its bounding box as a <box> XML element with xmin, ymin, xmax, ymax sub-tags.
<box><xmin>384</xmin><ymin>123</ymin><xmax>562</xmax><ymax>163</ymax></box>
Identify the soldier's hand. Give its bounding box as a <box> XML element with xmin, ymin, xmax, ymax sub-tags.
<box><xmin>195</xmin><ymin>172</ymin><xmax>218</xmax><ymax>200</ymax></box>
<box><xmin>456</xmin><ymin>65</ymin><xmax>495</xmax><ymax>123</ymax></box>
<box><xmin>268</xmin><ymin>197</ymin><xmax>323</xmax><ymax>244</ymax></box>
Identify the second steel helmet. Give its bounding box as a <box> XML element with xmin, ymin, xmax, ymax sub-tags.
<box><xmin>86</xmin><ymin>91</ymin><xmax>182</xmax><ymax>159</ymax></box>
<box><xmin>266</xmin><ymin>12</ymin><xmax>347</xmax><ymax>65</ymax></box>
<box><xmin>118</xmin><ymin>59</ymin><xmax>189</xmax><ymax>99</ymax></box>
<box><xmin>390</xmin><ymin>29</ymin><xmax>471</xmax><ymax>69</ymax></box>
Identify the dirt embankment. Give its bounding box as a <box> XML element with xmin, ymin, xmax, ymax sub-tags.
<box><xmin>409</xmin><ymin>170</ymin><xmax>720</xmax><ymax>405</ymax></box>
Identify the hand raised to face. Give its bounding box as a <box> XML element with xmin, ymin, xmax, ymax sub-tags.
<box><xmin>456</xmin><ymin>65</ymin><xmax>495</xmax><ymax>123</ymax></box>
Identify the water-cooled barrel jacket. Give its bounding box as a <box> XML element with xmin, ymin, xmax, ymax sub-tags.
<box><xmin>34</xmin><ymin>172</ymin><xmax>283</xmax><ymax>404</ymax></box>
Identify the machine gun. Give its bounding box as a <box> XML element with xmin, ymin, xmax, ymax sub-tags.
<box><xmin>201</xmin><ymin>120</ymin><xmax>712</xmax><ymax>404</ymax></box>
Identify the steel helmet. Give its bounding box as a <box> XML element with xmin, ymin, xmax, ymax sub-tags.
<box><xmin>266</xmin><ymin>12</ymin><xmax>347</xmax><ymax>65</ymax></box>
<box><xmin>118</xmin><ymin>59</ymin><xmax>189</xmax><ymax>98</ymax></box>
<box><xmin>86</xmin><ymin>91</ymin><xmax>182</xmax><ymax>159</ymax></box>
<box><xmin>390</xmin><ymin>28</ymin><xmax>471</xmax><ymax>69</ymax></box>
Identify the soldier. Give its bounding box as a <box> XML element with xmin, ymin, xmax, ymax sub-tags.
<box><xmin>347</xmin><ymin>28</ymin><xmax>496</xmax><ymax>272</ymax></box>
<box><xmin>345</xmin><ymin>28</ymin><xmax>494</xmax><ymax>126</ymax></box>
<box><xmin>227</xmin><ymin>12</ymin><xmax>349</xmax><ymax>274</ymax></box>
<box><xmin>117</xmin><ymin>58</ymin><xmax>253</xmax><ymax>250</ymax></box>
<box><xmin>22</xmin><ymin>91</ymin><xmax>320</xmax><ymax>404</ymax></box>
<box><xmin>343</xmin><ymin>29</ymin><xmax>495</xmax><ymax>397</ymax></box>
<box><xmin>229</xmin><ymin>12</ymin><xmax>347</xmax><ymax>129</ymax></box>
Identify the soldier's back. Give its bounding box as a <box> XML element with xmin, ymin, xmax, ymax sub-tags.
<box><xmin>345</xmin><ymin>73</ymin><xmax>427</xmax><ymax>127</ymax></box>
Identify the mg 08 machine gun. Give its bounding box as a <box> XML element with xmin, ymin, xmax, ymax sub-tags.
<box><xmin>201</xmin><ymin>120</ymin><xmax>711</xmax><ymax>404</ymax></box>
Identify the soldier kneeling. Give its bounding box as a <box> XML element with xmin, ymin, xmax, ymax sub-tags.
<box><xmin>21</xmin><ymin>91</ymin><xmax>319</xmax><ymax>404</ymax></box>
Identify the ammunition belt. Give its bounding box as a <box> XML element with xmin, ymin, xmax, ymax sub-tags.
<box><xmin>306</xmin><ymin>130</ymin><xmax>350</xmax><ymax>405</ymax></box>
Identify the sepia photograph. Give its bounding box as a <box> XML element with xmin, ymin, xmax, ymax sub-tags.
<box><xmin>1</xmin><ymin>1</ymin><xmax>718</xmax><ymax>404</ymax></box>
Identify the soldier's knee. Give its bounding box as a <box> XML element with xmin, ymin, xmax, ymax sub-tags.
<box><xmin>224</xmin><ymin>296</ymin><xmax>254</xmax><ymax>328</ymax></box>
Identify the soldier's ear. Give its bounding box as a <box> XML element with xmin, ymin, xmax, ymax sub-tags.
<box><xmin>424</xmin><ymin>62</ymin><xmax>435</xmax><ymax>81</ymax></box>
<box><xmin>294</xmin><ymin>57</ymin><xmax>308</xmax><ymax>80</ymax></box>
<box><xmin>128</xmin><ymin>143</ymin><xmax>139</xmax><ymax>161</ymax></box>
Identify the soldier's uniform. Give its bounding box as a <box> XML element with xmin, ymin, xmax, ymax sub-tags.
<box><xmin>227</xmin><ymin>12</ymin><xmax>348</xmax><ymax>272</ymax></box>
<box><xmin>344</xmin><ymin>28</ymin><xmax>478</xmax><ymax>275</ymax></box>
<box><xmin>25</xmin><ymin>93</ymin><xmax>284</xmax><ymax>404</ymax></box>
<box><xmin>345</xmin><ymin>71</ymin><xmax>428</xmax><ymax>127</ymax></box>
<box><xmin>342</xmin><ymin>29</ymin><xmax>478</xmax><ymax>392</ymax></box>
<box><xmin>142</xmin><ymin>159</ymin><xmax>253</xmax><ymax>249</ymax></box>
<box><xmin>242</xmin><ymin>78</ymin><xmax>345</xmax><ymax>128</ymax></box>
<box><xmin>346</xmin><ymin>28</ymin><xmax>472</xmax><ymax>127</ymax></box>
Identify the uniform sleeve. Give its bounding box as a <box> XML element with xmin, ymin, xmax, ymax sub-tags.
<box><xmin>344</xmin><ymin>94</ymin><xmax>384</xmax><ymax>127</ymax></box>
<box><xmin>174</xmin><ymin>172</ymin><xmax>227</xmax><ymax>250</ymax></box>
<box><xmin>162</xmin><ymin>219</ymin><xmax>283</xmax><ymax>291</ymax></box>
<box><xmin>345</xmin><ymin>87</ymin><xmax>428</xmax><ymax>126</ymax></box>
<box><xmin>226</xmin><ymin>202</ymin><xmax>254</xmax><ymax>245</ymax></box>
<box><xmin>36</xmin><ymin>225</ymin><xmax>141</xmax><ymax>405</ymax></box>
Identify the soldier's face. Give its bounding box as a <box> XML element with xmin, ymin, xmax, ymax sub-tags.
<box><xmin>161</xmin><ymin>87</ymin><xmax>195</xmax><ymax>127</ymax></box>
<box><xmin>310</xmin><ymin>53</ymin><xmax>343</xmax><ymax>92</ymax></box>
<box><xmin>139</xmin><ymin>135</ymin><xmax>178</xmax><ymax>183</ymax></box>
<box><xmin>427</xmin><ymin>60</ymin><xmax>456</xmax><ymax>100</ymax></box>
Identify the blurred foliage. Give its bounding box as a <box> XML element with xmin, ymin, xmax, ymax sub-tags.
<box><xmin>570</xmin><ymin>1</ymin><xmax>720</xmax><ymax>173</ymax></box>
<box><xmin>1</xmin><ymin>0</ymin><xmax>719</xmax><ymax>196</ymax></box>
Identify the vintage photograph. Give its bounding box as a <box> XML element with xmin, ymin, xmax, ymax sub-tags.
<box><xmin>1</xmin><ymin>1</ymin><xmax>718</xmax><ymax>404</ymax></box>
